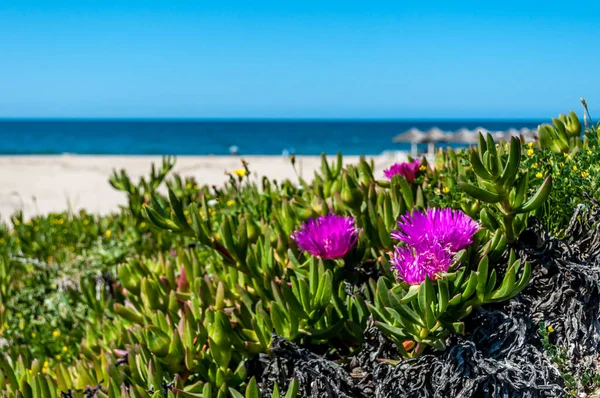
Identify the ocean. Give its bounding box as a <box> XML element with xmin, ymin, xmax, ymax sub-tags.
<box><xmin>0</xmin><ymin>120</ymin><xmax>544</xmax><ymax>156</ymax></box>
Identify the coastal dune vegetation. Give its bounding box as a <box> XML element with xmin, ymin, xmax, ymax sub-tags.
<box><xmin>1</xmin><ymin>107</ymin><xmax>600</xmax><ymax>397</ymax></box>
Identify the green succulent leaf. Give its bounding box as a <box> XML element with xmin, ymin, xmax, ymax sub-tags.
<box><xmin>517</xmin><ymin>176</ymin><xmax>552</xmax><ymax>213</ymax></box>
<box><xmin>499</xmin><ymin>137</ymin><xmax>521</xmax><ymax>187</ymax></box>
<box><xmin>461</xmin><ymin>271</ymin><xmax>478</xmax><ymax>301</ymax></box>
<box><xmin>459</xmin><ymin>182</ymin><xmax>503</xmax><ymax>203</ymax></box>
<box><xmin>485</xmin><ymin>133</ymin><xmax>500</xmax><ymax>175</ymax></box>
<box><xmin>470</xmin><ymin>150</ymin><xmax>495</xmax><ymax>180</ymax></box>
<box><xmin>475</xmin><ymin>257</ymin><xmax>489</xmax><ymax>303</ymax></box>
<box><xmin>284</xmin><ymin>379</ymin><xmax>300</xmax><ymax>398</ymax></box>
<box><xmin>375</xmin><ymin>321</ymin><xmax>410</xmax><ymax>341</ymax></box>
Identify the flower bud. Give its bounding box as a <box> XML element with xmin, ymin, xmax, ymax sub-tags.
<box><xmin>245</xmin><ymin>213</ymin><xmax>260</xmax><ymax>243</ymax></box>
<box><xmin>566</xmin><ymin>110</ymin><xmax>582</xmax><ymax>137</ymax></box>
<box><xmin>341</xmin><ymin>172</ymin><xmax>362</xmax><ymax>210</ymax></box>
<box><xmin>357</xmin><ymin>158</ymin><xmax>374</xmax><ymax>186</ymax></box>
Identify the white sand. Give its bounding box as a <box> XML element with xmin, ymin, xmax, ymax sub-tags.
<box><xmin>0</xmin><ymin>154</ymin><xmax>407</xmax><ymax>220</ymax></box>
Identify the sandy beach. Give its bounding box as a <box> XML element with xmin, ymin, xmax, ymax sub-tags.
<box><xmin>0</xmin><ymin>154</ymin><xmax>406</xmax><ymax>220</ymax></box>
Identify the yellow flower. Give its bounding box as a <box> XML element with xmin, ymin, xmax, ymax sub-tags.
<box><xmin>233</xmin><ymin>169</ymin><xmax>247</xmax><ymax>178</ymax></box>
<box><xmin>227</xmin><ymin>200</ymin><xmax>235</xmax><ymax>206</ymax></box>
<box><xmin>527</xmin><ymin>149</ymin><xmax>534</xmax><ymax>156</ymax></box>
<box><xmin>547</xmin><ymin>325</ymin><xmax>555</xmax><ymax>333</ymax></box>
<box><xmin>194</xmin><ymin>184</ymin><xmax>199</xmax><ymax>189</ymax></box>
<box><xmin>19</xmin><ymin>320</ymin><xmax>24</xmax><ymax>330</ymax></box>
<box><xmin>31</xmin><ymin>332</ymin><xmax>36</xmax><ymax>338</ymax></box>
<box><xmin>419</xmin><ymin>165</ymin><xmax>427</xmax><ymax>171</ymax></box>
<box><xmin>53</xmin><ymin>330</ymin><xmax>61</xmax><ymax>337</ymax></box>
<box><xmin>560</xmin><ymin>162</ymin><xmax>565</xmax><ymax>167</ymax></box>
<box><xmin>528</xmin><ymin>142</ymin><xmax>534</xmax><ymax>148</ymax></box>
<box><xmin>532</xmin><ymin>163</ymin><xmax>538</xmax><ymax>169</ymax></box>
<box><xmin>535</xmin><ymin>172</ymin><xmax>543</xmax><ymax>179</ymax></box>
<box><xmin>55</xmin><ymin>354</ymin><xmax>61</xmax><ymax>361</ymax></box>
<box><xmin>62</xmin><ymin>346</ymin><xmax>68</xmax><ymax>352</ymax></box>
<box><xmin>581</xmin><ymin>171</ymin><xmax>590</xmax><ymax>178</ymax></box>
<box><xmin>41</xmin><ymin>367</ymin><xmax>47</xmax><ymax>374</ymax></box>
<box><xmin>83</xmin><ymin>219</ymin><xmax>89</xmax><ymax>225</ymax></box>
<box><xmin>184</xmin><ymin>209</ymin><xmax>189</xmax><ymax>215</ymax></box>
<box><xmin>3</xmin><ymin>322</ymin><xmax>8</xmax><ymax>329</ymax></box>
<box><xmin>563</xmin><ymin>152</ymin><xmax>569</xmax><ymax>158</ymax></box>
<box><xmin>43</xmin><ymin>361</ymin><xmax>49</xmax><ymax>368</ymax></box>
<box><xmin>17</xmin><ymin>313</ymin><xmax>22</xmax><ymax>318</ymax></box>
<box><xmin>214</xmin><ymin>233</ymin><xmax>221</xmax><ymax>241</ymax></box>
<box><xmin>442</xmin><ymin>186</ymin><xmax>450</xmax><ymax>194</ymax></box>
<box><xmin>140</xmin><ymin>222</ymin><xmax>146</xmax><ymax>228</ymax></box>
<box><xmin>105</xmin><ymin>230</ymin><xmax>111</xmax><ymax>239</ymax></box>
<box><xmin>186</xmin><ymin>183</ymin><xmax>191</xmax><ymax>189</ymax></box>
<box><xmin>588</xmin><ymin>150</ymin><xmax>592</xmax><ymax>155</ymax></box>
<box><xmin>572</xmin><ymin>165</ymin><xmax>578</xmax><ymax>171</ymax></box>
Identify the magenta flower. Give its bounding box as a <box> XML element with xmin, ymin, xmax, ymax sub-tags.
<box><xmin>383</xmin><ymin>160</ymin><xmax>422</xmax><ymax>183</ymax></box>
<box><xmin>390</xmin><ymin>208</ymin><xmax>479</xmax><ymax>284</ymax></box>
<box><xmin>390</xmin><ymin>244</ymin><xmax>454</xmax><ymax>285</ymax></box>
<box><xmin>391</xmin><ymin>208</ymin><xmax>479</xmax><ymax>252</ymax></box>
<box><xmin>291</xmin><ymin>214</ymin><xmax>358</xmax><ymax>259</ymax></box>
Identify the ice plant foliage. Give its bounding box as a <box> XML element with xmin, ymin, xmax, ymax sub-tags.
<box><xmin>460</xmin><ymin>133</ymin><xmax>552</xmax><ymax>243</ymax></box>
<box><xmin>292</xmin><ymin>214</ymin><xmax>358</xmax><ymax>259</ymax></box>
<box><xmin>390</xmin><ymin>208</ymin><xmax>479</xmax><ymax>284</ymax></box>
<box><xmin>383</xmin><ymin>159</ymin><xmax>422</xmax><ymax>183</ymax></box>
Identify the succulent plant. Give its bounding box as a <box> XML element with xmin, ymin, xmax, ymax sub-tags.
<box><xmin>460</xmin><ymin>133</ymin><xmax>552</xmax><ymax>243</ymax></box>
<box><xmin>8</xmin><ymin>108</ymin><xmax>599</xmax><ymax>395</ymax></box>
<box><xmin>370</xmin><ymin>249</ymin><xmax>530</xmax><ymax>357</ymax></box>
<box><xmin>538</xmin><ymin>111</ymin><xmax>582</xmax><ymax>154</ymax></box>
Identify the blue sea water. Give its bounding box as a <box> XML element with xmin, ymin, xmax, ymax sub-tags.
<box><xmin>0</xmin><ymin>120</ymin><xmax>544</xmax><ymax>156</ymax></box>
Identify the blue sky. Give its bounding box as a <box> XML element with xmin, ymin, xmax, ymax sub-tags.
<box><xmin>1</xmin><ymin>1</ymin><xmax>599</xmax><ymax>119</ymax></box>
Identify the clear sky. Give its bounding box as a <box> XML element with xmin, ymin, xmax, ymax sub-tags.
<box><xmin>1</xmin><ymin>0</ymin><xmax>600</xmax><ymax>119</ymax></box>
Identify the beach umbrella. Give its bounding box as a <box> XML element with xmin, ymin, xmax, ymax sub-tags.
<box><xmin>451</xmin><ymin>128</ymin><xmax>478</xmax><ymax>144</ymax></box>
<box><xmin>392</xmin><ymin>128</ymin><xmax>425</xmax><ymax>157</ymax></box>
<box><xmin>423</xmin><ymin>127</ymin><xmax>449</xmax><ymax>155</ymax></box>
<box><xmin>424</xmin><ymin>127</ymin><xmax>448</xmax><ymax>141</ymax></box>
<box><xmin>392</xmin><ymin>128</ymin><xmax>425</xmax><ymax>143</ymax></box>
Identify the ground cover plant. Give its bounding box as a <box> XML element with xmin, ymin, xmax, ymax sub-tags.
<box><xmin>1</xmin><ymin>104</ymin><xmax>600</xmax><ymax>397</ymax></box>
